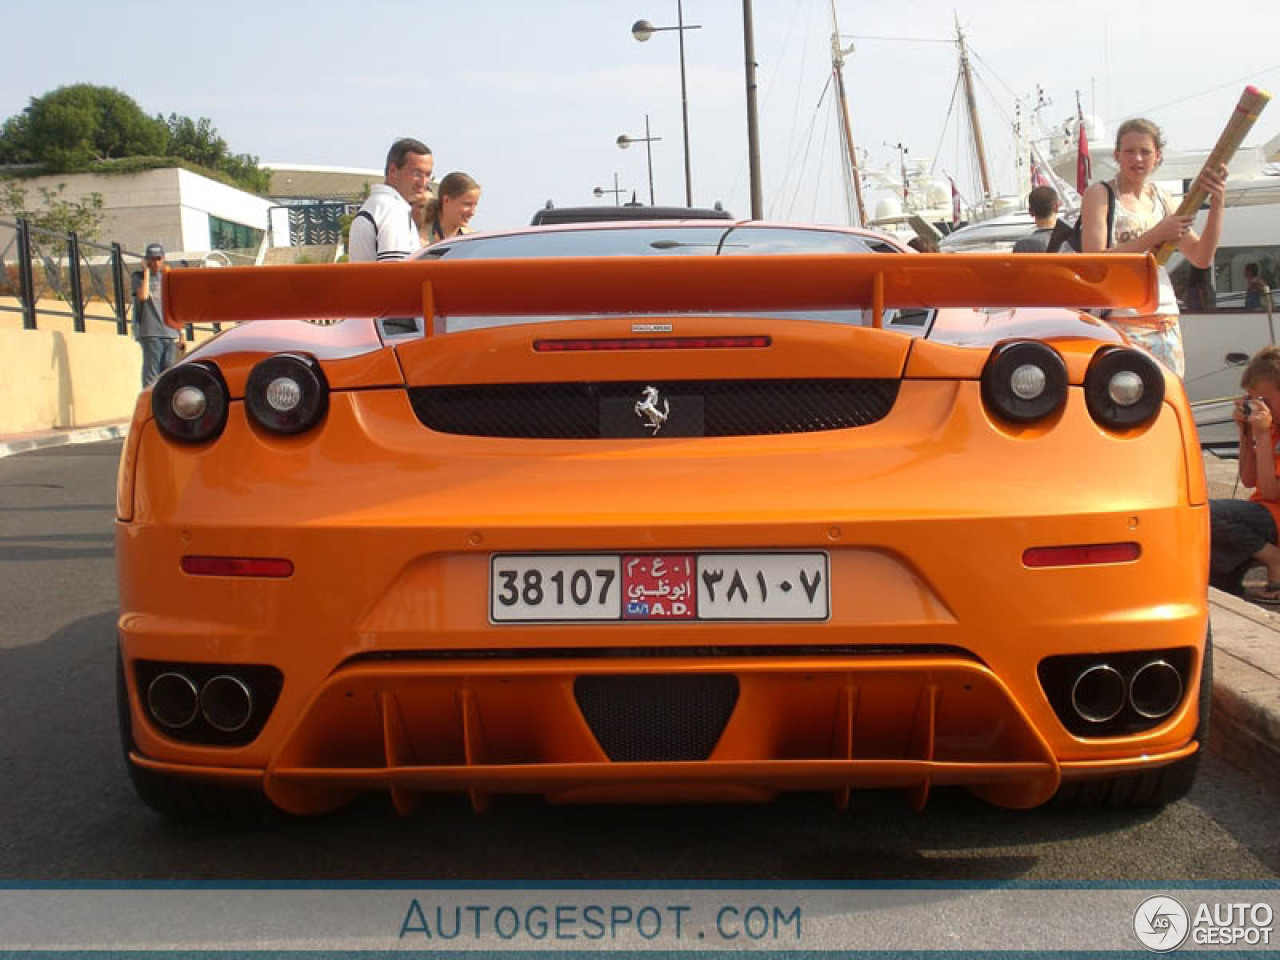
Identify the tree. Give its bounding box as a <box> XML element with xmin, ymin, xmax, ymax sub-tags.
<box><xmin>163</xmin><ymin>113</ymin><xmax>270</xmax><ymax>193</ymax></box>
<box><xmin>0</xmin><ymin>180</ymin><xmax>105</xmax><ymax>241</ymax></box>
<box><xmin>0</xmin><ymin>85</ymin><xmax>270</xmax><ymax>195</ymax></box>
<box><xmin>0</xmin><ymin>113</ymin><xmax>31</xmax><ymax>164</ymax></box>
<box><xmin>162</xmin><ymin>114</ymin><xmax>226</xmax><ymax>170</ymax></box>
<box><xmin>10</xmin><ymin>85</ymin><xmax>167</xmax><ymax>170</ymax></box>
<box><xmin>217</xmin><ymin>149</ymin><xmax>271</xmax><ymax>194</ymax></box>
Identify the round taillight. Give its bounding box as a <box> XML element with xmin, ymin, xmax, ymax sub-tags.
<box><xmin>265</xmin><ymin>376</ymin><xmax>303</xmax><ymax>413</ymax></box>
<box><xmin>171</xmin><ymin>385</ymin><xmax>207</xmax><ymax>420</ymax></box>
<box><xmin>1010</xmin><ymin>363</ymin><xmax>1047</xmax><ymax>400</ymax></box>
<box><xmin>245</xmin><ymin>354</ymin><xmax>328</xmax><ymax>434</ymax></box>
<box><xmin>981</xmin><ymin>340</ymin><xmax>1068</xmax><ymax>423</ymax></box>
<box><xmin>1084</xmin><ymin>347</ymin><xmax>1165</xmax><ymax>429</ymax></box>
<box><xmin>151</xmin><ymin>362</ymin><xmax>229</xmax><ymax>444</ymax></box>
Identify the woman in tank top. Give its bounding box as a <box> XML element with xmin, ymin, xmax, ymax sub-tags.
<box><xmin>1079</xmin><ymin>117</ymin><xmax>1227</xmax><ymax>376</ymax></box>
<box><xmin>416</xmin><ymin>172</ymin><xmax>482</xmax><ymax>246</ymax></box>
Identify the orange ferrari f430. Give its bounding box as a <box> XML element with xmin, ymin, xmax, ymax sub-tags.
<box><xmin>115</xmin><ymin>221</ymin><xmax>1209</xmax><ymax>816</ymax></box>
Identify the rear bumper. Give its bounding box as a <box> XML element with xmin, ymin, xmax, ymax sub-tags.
<box><xmin>125</xmin><ymin>652</ymin><xmax>1201</xmax><ymax>815</ymax></box>
<box><xmin>121</xmin><ymin>646</ymin><xmax>1203</xmax><ymax>815</ymax></box>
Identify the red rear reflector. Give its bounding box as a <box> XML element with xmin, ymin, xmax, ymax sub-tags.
<box><xmin>534</xmin><ymin>336</ymin><xmax>770</xmax><ymax>352</ymax></box>
<box><xmin>1022</xmin><ymin>542</ymin><xmax>1141</xmax><ymax>568</ymax></box>
<box><xmin>181</xmin><ymin>556</ymin><xmax>294</xmax><ymax>578</ymax></box>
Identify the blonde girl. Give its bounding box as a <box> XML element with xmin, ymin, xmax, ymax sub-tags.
<box><xmin>1080</xmin><ymin>117</ymin><xmax>1227</xmax><ymax>375</ymax></box>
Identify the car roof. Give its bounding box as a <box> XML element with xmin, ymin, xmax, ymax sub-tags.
<box><xmin>530</xmin><ymin>204</ymin><xmax>733</xmax><ymax>225</ymax></box>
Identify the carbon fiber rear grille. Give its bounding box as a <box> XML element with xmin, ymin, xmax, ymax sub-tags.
<box><xmin>409</xmin><ymin>379</ymin><xmax>899</xmax><ymax>438</ymax></box>
<box><xmin>574</xmin><ymin>674</ymin><xmax>739</xmax><ymax>762</ymax></box>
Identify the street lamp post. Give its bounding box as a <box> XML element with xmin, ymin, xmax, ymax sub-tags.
<box><xmin>593</xmin><ymin>172</ymin><xmax>626</xmax><ymax>206</ymax></box>
<box><xmin>742</xmin><ymin>0</ymin><xmax>762</xmax><ymax>219</ymax></box>
<box><xmin>632</xmin><ymin>3</ymin><xmax>701</xmax><ymax>207</ymax></box>
<box><xmin>616</xmin><ymin>115</ymin><xmax>662</xmax><ymax>205</ymax></box>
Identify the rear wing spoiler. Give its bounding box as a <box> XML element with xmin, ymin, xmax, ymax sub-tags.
<box><xmin>162</xmin><ymin>253</ymin><xmax>1160</xmax><ymax>331</ymax></box>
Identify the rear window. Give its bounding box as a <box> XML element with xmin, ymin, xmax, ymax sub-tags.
<box><xmin>415</xmin><ymin>224</ymin><xmax>925</xmax><ymax>334</ymax></box>
<box><xmin>424</xmin><ymin>225</ymin><xmax>885</xmax><ymax>260</ymax></box>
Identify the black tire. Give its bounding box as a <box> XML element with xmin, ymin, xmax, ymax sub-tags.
<box><xmin>116</xmin><ymin>648</ymin><xmax>273</xmax><ymax>819</ymax></box>
<box><xmin>1049</xmin><ymin>628</ymin><xmax>1212</xmax><ymax>809</ymax></box>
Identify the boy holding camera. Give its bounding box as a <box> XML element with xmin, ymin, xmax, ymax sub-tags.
<box><xmin>1210</xmin><ymin>345</ymin><xmax>1280</xmax><ymax>602</ymax></box>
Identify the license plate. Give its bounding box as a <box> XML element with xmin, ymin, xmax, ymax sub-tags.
<box><xmin>489</xmin><ymin>552</ymin><xmax>829</xmax><ymax>623</ymax></box>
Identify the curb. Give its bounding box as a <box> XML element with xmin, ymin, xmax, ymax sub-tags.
<box><xmin>0</xmin><ymin>422</ymin><xmax>129</xmax><ymax>459</ymax></box>
<box><xmin>1207</xmin><ymin>588</ymin><xmax>1280</xmax><ymax>794</ymax></box>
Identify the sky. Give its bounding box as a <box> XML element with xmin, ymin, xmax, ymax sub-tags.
<box><xmin>4</xmin><ymin>0</ymin><xmax>1280</xmax><ymax>231</ymax></box>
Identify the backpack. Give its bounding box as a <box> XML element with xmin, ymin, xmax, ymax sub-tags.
<box><xmin>1048</xmin><ymin>181</ymin><xmax>1115</xmax><ymax>253</ymax></box>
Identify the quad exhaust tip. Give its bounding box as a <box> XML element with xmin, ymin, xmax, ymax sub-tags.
<box><xmin>146</xmin><ymin>672</ymin><xmax>200</xmax><ymax>729</ymax></box>
<box><xmin>199</xmin><ymin>674</ymin><xmax>254</xmax><ymax>733</ymax></box>
<box><xmin>1070</xmin><ymin>664</ymin><xmax>1126</xmax><ymax>724</ymax></box>
<box><xmin>145</xmin><ymin>671</ymin><xmax>255</xmax><ymax>733</ymax></box>
<box><xmin>1070</xmin><ymin>659</ymin><xmax>1185</xmax><ymax>724</ymax></box>
<box><xmin>1129</xmin><ymin>659</ymin><xmax>1183</xmax><ymax>720</ymax></box>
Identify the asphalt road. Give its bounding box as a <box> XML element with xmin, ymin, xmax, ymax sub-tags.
<box><xmin>1</xmin><ymin>440</ymin><xmax>1278</xmax><ymax>881</ymax></box>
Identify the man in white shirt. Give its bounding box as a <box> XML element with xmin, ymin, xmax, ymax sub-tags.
<box><xmin>348</xmin><ymin>138</ymin><xmax>433</xmax><ymax>262</ymax></box>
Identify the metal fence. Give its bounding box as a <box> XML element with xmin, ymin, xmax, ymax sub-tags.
<box><xmin>0</xmin><ymin>218</ymin><xmax>230</xmax><ymax>339</ymax></box>
<box><xmin>285</xmin><ymin>201</ymin><xmax>355</xmax><ymax>246</ymax></box>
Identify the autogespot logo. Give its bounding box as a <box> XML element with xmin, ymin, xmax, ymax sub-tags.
<box><xmin>1133</xmin><ymin>895</ymin><xmax>1191</xmax><ymax>952</ymax></box>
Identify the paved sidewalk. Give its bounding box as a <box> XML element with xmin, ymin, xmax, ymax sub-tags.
<box><xmin>1208</xmin><ymin>589</ymin><xmax>1280</xmax><ymax>792</ymax></box>
<box><xmin>0</xmin><ymin>421</ymin><xmax>129</xmax><ymax>458</ymax></box>
<box><xmin>1202</xmin><ymin>452</ymin><xmax>1280</xmax><ymax>788</ymax></box>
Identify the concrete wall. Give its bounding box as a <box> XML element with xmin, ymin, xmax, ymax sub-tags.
<box><xmin>0</xmin><ymin>300</ymin><xmax>141</xmax><ymax>433</ymax></box>
<box><xmin>0</xmin><ymin>296</ymin><xmax>214</xmax><ymax>435</ymax></box>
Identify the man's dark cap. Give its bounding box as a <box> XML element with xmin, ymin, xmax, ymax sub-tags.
<box><xmin>145</xmin><ymin>242</ymin><xmax>165</xmax><ymax>259</ymax></box>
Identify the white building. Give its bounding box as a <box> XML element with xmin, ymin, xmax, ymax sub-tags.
<box><xmin>0</xmin><ymin>166</ymin><xmax>277</xmax><ymax>260</ymax></box>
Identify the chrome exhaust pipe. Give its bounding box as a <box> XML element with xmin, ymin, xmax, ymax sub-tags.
<box><xmin>1070</xmin><ymin>663</ymin><xmax>1126</xmax><ymax>723</ymax></box>
<box><xmin>1129</xmin><ymin>659</ymin><xmax>1184</xmax><ymax>720</ymax></box>
<box><xmin>147</xmin><ymin>672</ymin><xmax>200</xmax><ymax>729</ymax></box>
<box><xmin>199</xmin><ymin>674</ymin><xmax>254</xmax><ymax>733</ymax></box>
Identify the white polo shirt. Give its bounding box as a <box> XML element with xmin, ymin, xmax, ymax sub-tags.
<box><xmin>347</xmin><ymin>184</ymin><xmax>420</xmax><ymax>262</ymax></box>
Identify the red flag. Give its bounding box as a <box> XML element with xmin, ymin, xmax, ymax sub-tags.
<box><xmin>1030</xmin><ymin>156</ymin><xmax>1048</xmax><ymax>189</ymax></box>
<box><xmin>948</xmin><ymin>175</ymin><xmax>961</xmax><ymax>223</ymax></box>
<box><xmin>1076</xmin><ymin>112</ymin><xmax>1091</xmax><ymax>194</ymax></box>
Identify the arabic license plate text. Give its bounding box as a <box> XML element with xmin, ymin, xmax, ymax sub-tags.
<box><xmin>490</xmin><ymin>553</ymin><xmax>829</xmax><ymax>623</ymax></box>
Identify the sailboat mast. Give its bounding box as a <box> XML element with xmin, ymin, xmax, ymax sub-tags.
<box><xmin>830</xmin><ymin>0</ymin><xmax>867</xmax><ymax>227</ymax></box>
<box><xmin>956</xmin><ymin>19</ymin><xmax>993</xmax><ymax>205</ymax></box>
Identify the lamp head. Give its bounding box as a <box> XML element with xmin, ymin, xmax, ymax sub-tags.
<box><xmin>632</xmin><ymin>19</ymin><xmax>654</xmax><ymax>41</ymax></box>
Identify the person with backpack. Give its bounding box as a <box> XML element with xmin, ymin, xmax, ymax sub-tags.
<box><xmin>1077</xmin><ymin>117</ymin><xmax>1227</xmax><ymax>376</ymax></box>
<box><xmin>1012</xmin><ymin>187</ymin><xmax>1060</xmax><ymax>253</ymax></box>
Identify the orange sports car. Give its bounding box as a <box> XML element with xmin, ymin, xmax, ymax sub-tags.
<box><xmin>115</xmin><ymin>221</ymin><xmax>1209</xmax><ymax>817</ymax></box>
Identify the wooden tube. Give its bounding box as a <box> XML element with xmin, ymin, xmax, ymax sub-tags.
<box><xmin>1153</xmin><ymin>85</ymin><xmax>1271</xmax><ymax>265</ymax></box>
